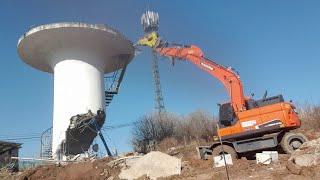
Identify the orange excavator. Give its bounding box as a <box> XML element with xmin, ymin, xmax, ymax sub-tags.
<box><xmin>137</xmin><ymin>31</ymin><xmax>307</xmax><ymax>159</ymax></box>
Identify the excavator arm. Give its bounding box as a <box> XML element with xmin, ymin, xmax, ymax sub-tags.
<box><xmin>137</xmin><ymin>32</ymin><xmax>247</xmax><ymax>112</ymax></box>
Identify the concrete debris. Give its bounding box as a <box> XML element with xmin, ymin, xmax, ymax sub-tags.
<box><xmin>294</xmin><ymin>154</ymin><xmax>319</xmax><ymax>167</ymax></box>
<box><xmin>64</xmin><ymin>109</ymin><xmax>106</xmax><ymax>156</ymax></box>
<box><xmin>167</xmin><ymin>147</ymin><xmax>180</xmax><ymax>156</ymax></box>
<box><xmin>287</xmin><ymin>137</ymin><xmax>320</xmax><ymax>174</ymax></box>
<box><xmin>213</xmin><ymin>154</ymin><xmax>233</xmax><ymax>167</ymax></box>
<box><xmin>256</xmin><ymin>153</ymin><xmax>272</xmax><ymax>165</ymax></box>
<box><xmin>257</xmin><ymin>151</ymin><xmax>279</xmax><ymax>165</ymax></box>
<box><xmin>107</xmin><ymin>156</ymin><xmax>142</xmax><ymax>168</ymax></box>
<box><xmin>262</xmin><ymin>151</ymin><xmax>279</xmax><ymax>162</ymax></box>
<box><xmin>118</xmin><ymin>151</ymin><xmax>181</xmax><ymax>180</ymax></box>
<box><xmin>69</xmin><ymin>152</ymin><xmax>98</xmax><ymax>162</ymax></box>
<box><xmin>69</xmin><ymin>110</ymin><xmax>105</xmax><ymax>130</ymax></box>
<box><xmin>123</xmin><ymin>157</ymin><xmax>140</xmax><ymax>168</ymax></box>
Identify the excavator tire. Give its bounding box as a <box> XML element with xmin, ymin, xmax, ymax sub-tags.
<box><xmin>280</xmin><ymin>132</ymin><xmax>308</xmax><ymax>154</ymax></box>
<box><xmin>212</xmin><ymin>145</ymin><xmax>238</xmax><ymax>159</ymax></box>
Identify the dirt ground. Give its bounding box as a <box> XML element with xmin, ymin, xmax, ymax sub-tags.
<box><xmin>2</xmin><ymin>149</ymin><xmax>317</xmax><ymax>180</ymax></box>
<box><xmin>173</xmin><ymin>152</ymin><xmax>320</xmax><ymax>180</ymax></box>
<box><xmin>155</xmin><ymin>141</ymin><xmax>319</xmax><ymax>180</ymax></box>
<box><xmin>1</xmin><ymin>129</ymin><xmax>319</xmax><ymax>180</ymax></box>
<box><xmin>3</xmin><ymin>157</ymin><xmax>120</xmax><ymax>180</ymax></box>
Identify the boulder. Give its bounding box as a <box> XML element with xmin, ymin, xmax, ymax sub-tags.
<box><xmin>287</xmin><ymin>137</ymin><xmax>320</xmax><ymax>174</ymax></box>
<box><xmin>119</xmin><ymin>151</ymin><xmax>181</xmax><ymax>180</ymax></box>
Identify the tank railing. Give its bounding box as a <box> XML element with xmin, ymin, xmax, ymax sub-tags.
<box><xmin>40</xmin><ymin>127</ymin><xmax>53</xmax><ymax>159</ymax></box>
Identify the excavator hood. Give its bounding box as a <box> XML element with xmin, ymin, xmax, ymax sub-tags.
<box><xmin>137</xmin><ymin>31</ymin><xmax>160</xmax><ymax>48</ymax></box>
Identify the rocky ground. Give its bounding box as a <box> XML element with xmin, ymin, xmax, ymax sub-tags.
<box><xmin>172</xmin><ymin>150</ymin><xmax>320</xmax><ymax>180</ymax></box>
<box><xmin>1</xmin><ymin>130</ymin><xmax>320</xmax><ymax>180</ymax></box>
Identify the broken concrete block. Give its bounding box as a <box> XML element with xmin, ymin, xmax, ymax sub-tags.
<box><xmin>294</xmin><ymin>154</ymin><xmax>319</xmax><ymax>167</ymax></box>
<box><xmin>213</xmin><ymin>154</ymin><xmax>233</xmax><ymax>167</ymax></box>
<box><xmin>287</xmin><ymin>137</ymin><xmax>320</xmax><ymax>170</ymax></box>
<box><xmin>124</xmin><ymin>156</ymin><xmax>142</xmax><ymax>167</ymax></box>
<box><xmin>119</xmin><ymin>151</ymin><xmax>181</xmax><ymax>180</ymax></box>
<box><xmin>262</xmin><ymin>151</ymin><xmax>279</xmax><ymax>162</ymax></box>
<box><xmin>256</xmin><ymin>153</ymin><xmax>272</xmax><ymax>165</ymax></box>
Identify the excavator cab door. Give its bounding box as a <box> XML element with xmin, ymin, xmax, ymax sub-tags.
<box><xmin>219</xmin><ymin>103</ymin><xmax>237</xmax><ymax>128</ymax></box>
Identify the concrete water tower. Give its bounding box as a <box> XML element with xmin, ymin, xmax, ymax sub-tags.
<box><xmin>17</xmin><ymin>23</ymin><xmax>134</xmax><ymax>160</ymax></box>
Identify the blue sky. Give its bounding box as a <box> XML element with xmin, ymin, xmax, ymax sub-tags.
<box><xmin>1</xmin><ymin>0</ymin><xmax>320</xmax><ymax>157</ymax></box>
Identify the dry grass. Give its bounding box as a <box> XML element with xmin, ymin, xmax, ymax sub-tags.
<box><xmin>297</xmin><ymin>103</ymin><xmax>320</xmax><ymax>130</ymax></box>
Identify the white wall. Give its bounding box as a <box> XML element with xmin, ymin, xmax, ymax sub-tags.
<box><xmin>52</xmin><ymin>59</ymin><xmax>105</xmax><ymax>160</ymax></box>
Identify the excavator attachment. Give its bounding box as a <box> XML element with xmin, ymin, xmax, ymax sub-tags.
<box><xmin>137</xmin><ymin>31</ymin><xmax>160</xmax><ymax>48</ymax></box>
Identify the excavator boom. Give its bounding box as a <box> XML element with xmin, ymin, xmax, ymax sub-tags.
<box><xmin>138</xmin><ymin>32</ymin><xmax>246</xmax><ymax>112</ymax></box>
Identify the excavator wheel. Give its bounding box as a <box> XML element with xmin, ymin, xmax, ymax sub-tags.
<box><xmin>280</xmin><ymin>132</ymin><xmax>308</xmax><ymax>154</ymax></box>
<box><xmin>212</xmin><ymin>145</ymin><xmax>238</xmax><ymax>159</ymax></box>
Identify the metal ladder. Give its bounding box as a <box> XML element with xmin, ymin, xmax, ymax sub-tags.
<box><xmin>104</xmin><ymin>65</ymin><xmax>127</xmax><ymax>107</ymax></box>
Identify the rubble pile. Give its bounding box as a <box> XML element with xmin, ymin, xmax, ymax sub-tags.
<box><xmin>119</xmin><ymin>151</ymin><xmax>181</xmax><ymax>180</ymax></box>
<box><xmin>8</xmin><ymin>136</ymin><xmax>320</xmax><ymax>180</ymax></box>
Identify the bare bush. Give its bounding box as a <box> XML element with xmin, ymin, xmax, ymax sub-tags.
<box><xmin>297</xmin><ymin>103</ymin><xmax>320</xmax><ymax>130</ymax></box>
<box><xmin>132</xmin><ymin>110</ymin><xmax>217</xmax><ymax>153</ymax></box>
<box><xmin>131</xmin><ymin>112</ymin><xmax>177</xmax><ymax>153</ymax></box>
<box><xmin>185</xmin><ymin>110</ymin><xmax>217</xmax><ymax>143</ymax></box>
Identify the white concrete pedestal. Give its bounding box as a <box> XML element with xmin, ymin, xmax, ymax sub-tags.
<box><xmin>52</xmin><ymin>60</ymin><xmax>105</xmax><ymax>159</ymax></box>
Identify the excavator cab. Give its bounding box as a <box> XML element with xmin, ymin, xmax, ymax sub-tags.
<box><xmin>218</xmin><ymin>95</ymin><xmax>285</xmax><ymax>128</ymax></box>
<box><xmin>218</xmin><ymin>103</ymin><xmax>237</xmax><ymax>128</ymax></box>
<box><xmin>246</xmin><ymin>95</ymin><xmax>285</xmax><ymax>110</ymax></box>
